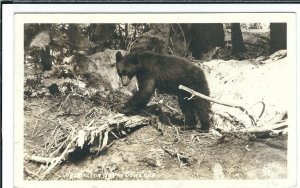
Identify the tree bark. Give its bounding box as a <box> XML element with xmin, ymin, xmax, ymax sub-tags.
<box><xmin>270</xmin><ymin>23</ymin><xmax>287</xmax><ymax>53</ymax></box>
<box><xmin>231</xmin><ymin>23</ymin><xmax>246</xmax><ymax>54</ymax></box>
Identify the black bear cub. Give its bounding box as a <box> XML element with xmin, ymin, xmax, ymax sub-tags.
<box><xmin>116</xmin><ymin>51</ymin><xmax>210</xmax><ymax>131</ymax></box>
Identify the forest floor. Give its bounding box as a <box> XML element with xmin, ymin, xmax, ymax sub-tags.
<box><xmin>24</xmin><ymin>96</ymin><xmax>287</xmax><ymax>180</ymax></box>
<box><xmin>23</xmin><ymin>30</ymin><xmax>290</xmax><ymax>180</ymax></box>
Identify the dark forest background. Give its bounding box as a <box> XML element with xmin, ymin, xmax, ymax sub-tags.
<box><xmin>24</xmin><ymin>22</ymin><xmax>287</xmax><ymax>97</ymax></box>
<box><xmin>25</xmin><ymin>23</ymin><xmax>286</xmax><ymax>69</ymax></box>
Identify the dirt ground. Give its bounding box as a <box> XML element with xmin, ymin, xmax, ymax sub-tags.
<box><xmin>24</xmin><ymin>95</ymin><xmax>287</xmax><ymax>180</ymax></box>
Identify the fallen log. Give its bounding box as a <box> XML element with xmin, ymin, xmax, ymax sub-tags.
<box><xmin>26</xmin><ymin>114</ymin><xmax>149</xmax><ymax>177</ymax></box>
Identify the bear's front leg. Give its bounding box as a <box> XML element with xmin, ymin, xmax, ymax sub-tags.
<box><xmin>120</xmin><ymin>79</ymin><xmax>155</xmax><ymax>115</ymax></box>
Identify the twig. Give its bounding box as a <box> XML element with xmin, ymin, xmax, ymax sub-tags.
<box><xmin>240</xmin><ymin>121</ymin><xmax>287</xmax><ymax>133</ymax></box>
<box><xmin>47</xmin><ymin>126</ymin><xmax>61</xmax><ymax>152</ymax></box>
<box><xmin>166</xmin><ymin>103</ymin><xmax>182</xmax><ymax>117</ymax></box>
<box><xmin>167</xmin><ymin>117</ymin><xmax>180</xmax><ymax>141</ymax></box>
<box><xmin>27</xmin><ymin>155</ymin><xmax>54</xmax><ymax>164</ymax></box>
<box><xmin>148</xmin><ymin>101</ymin><xmax>183</xmax><ymax>118</ymax></box>
<box><xmin>25</xmin><ymin>167</ymin><xmax>41</xmax><ymax>179</ymax></box>
<box><xmin>168</xmin><ymin>46</ymin><xmax>176</xmax><ymax>56</ymax></box>
<box><xmin>86</xmin><ymin>119</ymin><xmax>95</xmax><ymax>127</ymax></box>
<box><xmin>127</xmin><ymin>37</ymin><xmax>138</xmax><ymax>52</ymax></box>
<box><xmin>248</xmin><ymin>101</ymin><xmax>266</xmax><ymax>120</ymax></box>
<box><xmin>44</xmin><ymin>121</ymin><xmax>60</xmax><ymax>150</ymax></box>
<box><xmin>50</xmin><ymin>135</ymin><xmax>70</xmax><ymax>157</ymax></box>
<box><xmin>31</xmin><ymin>118</ymin><xmax>38</xmax><ymax>137</ymax></box>
<box><xmin>43</xmin><ymin>136</ymin><xmax>78</xmax><ymax>175</ymax></box>
<box><xmin>58</xmin><ymin>93</ymin><xmax>71</xmax><ymax>110</ymax></box>
<box><xmin>64</xmin><ymin>121</ymin><xmax>76</xmax><ymax>133</ymax></box>
<box><xmin>179</xmin><ymin>85</ymin><xmax>257</xmax><ymax>126</ymax></box>
<box><xmin>177</xmin><ymin>24</ymin><xmax>187</xmax><ymax>56</ymax></box>
<box><xmin>85</xmin><ymin>107</ymin><xmax>97</xmax><ymax>118</ymax></box>
<box><xmin>96</xmin><ymin>131</ymin><xmax>103</xmax><ymax>155</ymax></box>
<box><xmin>34</xmin><ymin>115</ymin><xmax>56</xmax><ymax>123</ymax></box>
<box><xmin>267</xmin><ymin>111</ymin><xmax>287</xmax><ymax>125</ymax></box>
<box><xmin>34</xmin><ymin>121</ymin><xmax>50</xmax><ymax>137</ymax></box>
<box><xmin>110</xmin><ymin>131</ymin><xmax>120</xmax><ymax>139</ymax></box>
<box><xmin>41</xmin><ymin>102</ymin><xmax>60</xmax><ymax>114</ymax></box>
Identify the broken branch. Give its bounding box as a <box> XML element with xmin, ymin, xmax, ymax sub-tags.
<box><xmin>179</xmin><ymin>85</ymin><xmax>257</xmax><ymax>125</ymax></box>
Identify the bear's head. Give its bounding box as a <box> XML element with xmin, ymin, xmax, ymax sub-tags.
<box><xmin>116</xmin><ymin>51</ymin><xmax>139</xmax><ymax>86</ymax></box>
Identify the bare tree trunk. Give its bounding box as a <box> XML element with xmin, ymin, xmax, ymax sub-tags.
<box><xmin>231</xmin><ymin>23</ymin><xmax>246</xmax><ymax>54</ymax></box>
<box><xmin>270</xmin><ymin>23</ymin><xmax>287</xmax><ymax>53</ymax></box>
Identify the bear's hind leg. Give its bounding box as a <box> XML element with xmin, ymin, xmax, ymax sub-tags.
<box><xmin>179</xmin><ymin>98</ymin><xmax>197</xmax><ymax>128</ymax></box>
<box><xmin>194</xmin><ymin>99</ymin><xmax>210</xmax><ymax>132</ymax></box>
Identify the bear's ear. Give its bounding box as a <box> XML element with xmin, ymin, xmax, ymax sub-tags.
<box><xmin>116</xmin><ymin>51</ymin><xmax>123</xmax><ymax>63</ymax></box>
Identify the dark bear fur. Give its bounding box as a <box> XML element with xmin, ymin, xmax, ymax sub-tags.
<box><xmin>116</xmin><ymin>51</ymin><xmax>210</xmax><ymax>131</ymax></box>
